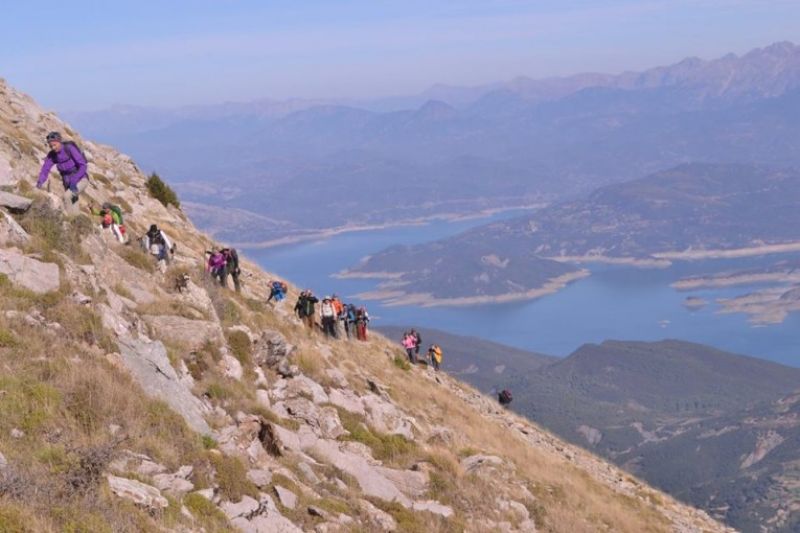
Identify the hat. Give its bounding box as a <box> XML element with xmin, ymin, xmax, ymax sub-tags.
<box><xmin>149</xmin><ymin>224</ymin><xmax>158</xmax><ymax>232</ymax></box>
<box><xmin>46</xmin><ymin>131</ymin><xmax>62</xmax><ymax>142</ymax></box>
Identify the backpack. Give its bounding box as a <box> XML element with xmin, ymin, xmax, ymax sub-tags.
<box><xmin>51</xmin><ymin>141</ymin><xmax>90</xmax><ymax>181</ymax></box>
<box><xmin>499</xmin><ymin>390</ymin><xmax>513</xmax><ymax>404</ymax></box>
<box><xmin>222</xmin><ymin>248</ymin><xmax>239</xmax><ymax>270</ymax></box>
<box><xmin>346</xmin><ymin>305</ymin><xmax>357</xmax><ymax>321</ymax></box>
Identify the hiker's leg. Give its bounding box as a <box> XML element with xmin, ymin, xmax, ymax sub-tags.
<box><xmin>232</xmin><ymin>271</ymin><xmax>241</xmax><ymax>292</ymax></box>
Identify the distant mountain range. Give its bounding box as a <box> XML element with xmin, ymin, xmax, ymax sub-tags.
<box><xmin>389</xmin><ymin>328</ymin><xmax>800</xmax><ymax>532</ymax></box>
<box><xmin>65</xmin><ymin>42</ymin><xmax>800</xmax><ymax>245</ymax></box>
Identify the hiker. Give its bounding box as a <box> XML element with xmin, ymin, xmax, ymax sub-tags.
<box><xmin>344</xmin><ymin>303</ymin><xmax>357</xmax><ymax>339</ymax></box>
<box><xmin>428</xmin><ymin>344</ymin><xmax>443</xmax><ymax>371</ymax></box>
<box><xmin>206</xmin><ymin>248</ymin><xmax>227</xmax><ymax>286</ymax></box>
<box><xmin>320</xmin><ymin>297</ymin><xmax>338</xmax><ymax>338</ymax></box>
<box><xmin>498</xmin><ymin>389</ymin><xmax>513</xmax><ymax>407</ymax></box>
<box><xmin>294</xmin><ymin>290</ymin><xmax>319</xmax><ymax>331</ymax></box>
<box><xmin>37</xmin><ymin>132</ymin><xmax>89</xmax><ymax>214</ymax></box>
<box><xmin>402</xmin><ymin>332</ymin><xmax>417</xmax><ymax>363</ymax></box>
<box><xmin>89</xmin><ymin>201</ymin><xmax>127</xmax><ymax>243</ymax></box>
<box><xmin>411</xmin><ymin>329</ymin><xmax>422</xmax><ymax>359</ymax></box>
<box><xmin>142</xmin><ymin>224</ymin><xmax>174</xmax><ymax>266</ymax></box>
<box><xmin>266</xmin><ymin>280</ymin><xmax>287</xmax><ymax>303</ymax></box>
<box><xmin>331</xmin><ymin>294</ymin><xmax>345</xmax><ymax>338</ymax></box>
<box><xmin>220</xmin><ymin>247</ymin><xmax>241</xmax><ymax>292</ymax></box>
<box><xmin>355</xmin><ymin>306</ymin><xmax>369</xmax><ymax>341</ymax></box>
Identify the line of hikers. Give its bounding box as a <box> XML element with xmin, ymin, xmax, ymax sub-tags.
<box><xmin>38</xmin><ymin>132</ymin><xmax>509</xmax><ymax>399</ymax></box>
<box><xmin>401</xmin><ymin>329</ymin><xmax>443</xmax><ymax>371</ymax></box>
<box><xmin>293</xmin><ymin>290</ymin><xmax>370</xmax><ymax>341</ymax></box>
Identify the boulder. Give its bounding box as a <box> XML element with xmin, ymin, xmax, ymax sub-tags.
<box><xmin>220</xmin><ymin>353</ymin><xmax>244</xmax><ymax>381</ymax></box>
<box><xmin>0</xmin><ymin>212</ymin><xmax>28</xmax><ymax>246</ymax></box>
<box><xmin>363</xmin><ymin>394</ymin><xmax>415</xmax><ymax>441</ymax></box>
<box><xmin>256</xmin><ymin>389</ymin><xmax>271</xmax><ymax>409</ymax></box>
<box><xmin>325</xmin><ymin>367</ymin><xmax>349</xmax><ymax>388</ymax></box>
<box><xmin>253</xmin><ymin>329</ymin><xmax>294</xmax><ymax>369</ymax></box>
<box><xmin>286</xmin><ymin>375</ymin><xmax>329</xmax><ymax>404</ymax></box>
<box><xmin>0</xmin><ymin>153</ymin><xmax>15</xmax><ymax>188</ymax></box>
<box><xmin>412</xmin><ymin>500</ymin><xmax>454</xmax><ymax>518</ymax></box>
<box><xmin>0</xmin><ymin>248</ymin><xmax>59</xmax><ymax>294</ymax></box>
<box><xmin>142</xmin><ymin>315</ymin><xmax>224</xmax><ymax>351</ymax></box>
<box><xmin>297</xmin><ymin>462</ymin><xmax>321</xmax><ymax>485</ymax></box>
<box><xmin>273</xmin><ymin>485</ymin><xmax>298</xmax><ymax>509</ymax></box>
<box><xmin>327</xmin><ymin>388</ymin><xmax>365</xmax><ymax>416</ymax></box>
<box><xmin>0</xmin><ymin>191</ymin><xmax>32</xmax><ymax>212</ymax></box>
<box><xmin>358</xmin><ymin>499</ymin><xmax>397</xmax><ymax>531</ymax></box>
<box><xmin>116</xmin><ymin>336</ymin><xmax>212</xmax><ymax>435</ymax></box>
<box><xmin>460</xmin><ymin>454</ymin><xmax>503</xmax><ymax>474</ymax></box>
<box><xmin>310</xmin><ymin>439</ymin><xmax>411</xmax><ymax>507</ymax></box>
<box><xmin>317</xmin><ymin>407</ymin><xmax>347</xmax><ymax>440</ymax></box>
<box><xmin>247</xmin><ymin>469</ymin><xmax>273</xmax><ymax>488</ymax></box>
<box><xmin>221</xmin><ymin>495</ymin><xmax>260</xmax><ymax>520</ymax></box>
<box><xmin>107</xmin><ymin>475</ymin><xmax>168</xmax><ymax>510</ymax></box>
<box><xmin>230</xmin><ymin>494</ymin><xmax>303</xmax><ymax>533</ymax></box>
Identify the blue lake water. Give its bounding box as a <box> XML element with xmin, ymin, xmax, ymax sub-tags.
<box><xmin>244</xmin><ymin>213</ymin><xmax>800</xmax><ymax>367</ymax></box>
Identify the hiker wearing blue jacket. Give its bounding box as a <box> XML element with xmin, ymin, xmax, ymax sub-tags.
<box><xmin>37</xmin><ymin>132</ymin><xmax>89</xmax><ymax>214</ymax></box>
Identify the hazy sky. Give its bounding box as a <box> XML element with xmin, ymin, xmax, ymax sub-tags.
<box><xmin>3</xmin><ymin>1</ymin><xmax>799</xmax><ymax>111</ymax></box>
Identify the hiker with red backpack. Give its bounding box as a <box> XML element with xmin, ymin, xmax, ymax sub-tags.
<box><xmin>37</xmin><ymin>132</ymin><xmax>89</xmax><ymax>214</ymax></box>
<box><xmin>355</xmin><ymin>306</ymin><xmax>369</xmax><ymax>341</ymax></box>
<box><xmin>89</xmin><ymin>202</ymin><xmax>128</xmax><ymax>243</ymax></box>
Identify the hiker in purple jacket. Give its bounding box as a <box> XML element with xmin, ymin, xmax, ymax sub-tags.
<box><xmin>37</xmin><ymin>132</ymin><xmax>89</xmax><ymax>214</ymax></box>
<box><xmin>206</xmin><ymin>248</ymin><xmax>228</xmax><ymax>287</ymax></box>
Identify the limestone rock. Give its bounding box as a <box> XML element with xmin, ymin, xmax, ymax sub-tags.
<box><xmin>286</xmin><ymin>375</ymin><xmax>329</xmax><ymax>404</ymax></box>
<box><xmin>310</xmin><ymin>439</ymin><xmax>411</xmax><ymax>507</ymax></box>
<box><xmin>363</xmin><ymin>393</ymin><xmax>415</xmax><ymax>441</ymax></box>
<box><xmin>256</xmin><ymin>389</ymin><xmax>271</xmax><ymax>409</ymax></box>
<box><xmin>327</xmin><ymin>388</ymin><xmax>365</xmax><ymax>416</ymax></box>
<box><xmin>318</xmin><ymin>407</ymin><xmax>347</xmax><ymax>439</ymax></box>
<box><xmin>274</xmin><ymin>485</ymin><xmax>298</xmax><ymax>509</ymax></box>
<box><xmin>412</xmin><ymin>500</ymin><xmax>454</xmax><ymax>518</ymax></box>
<box><xmin>253</xmin><ymin>329</ymin><xmax>294</xmax><ymax>369</ymax></box>
<box><xmin>0</xmin><ymin>248</ymin><xmax>59</xmax><ymax>294</ymax></box>
<box><xmin>325</xmin><ymin>367</ymin><xmax>349</xmax><ymax>388</ymax></box>
<box><xmin>116</xmin><ymin>336</ymin><xmax>212</xmax><ymax>435</ymax></box>
<box><xmin>152</xmin><ymin>466</ymin><xmax>194</xmax><ymax>496</ymax></box>
<box><xmin>0</xmin><ymin>212</ymin><xmax>28</xmax><ymax>246</ymax></box>
<box><xmin>298</xmin><ymin>462</ymin><xmax>321</xmax><ymax>484</ymax></box>
<box><xmin>461</xmin><ymin>454</ymin><xmax>503</xmax><ymax>474</ymax></box>
<box><xmin>0</xmin><ymin>191</ymin><xmax>32</xmax><ymax>212</ymax></box>
<box><xmin>220</xmin><ymin>353</ymin><xmax>244</xmax><ymax>381</ymax></box>
<box><xmin>358</xmin><ymin>499</ymin><xmax>397</xmax><ymax>531</ymax></box>
<box><xmin>221</xmin><ymin>495</ymin><xmax>260</xmax><ymax>519</ymax></box>
<box><xmin>107</xmin><ymin>475</ymin><xmax>168</xmax><ymax>510</ymax></box>
<box><xmin>143</xmin><ymin>315</ymin><xmax>224</xmax><ymax>351</ymax></box>
<box><xmin>247</xmin><ymin>469</ymin><xmax>273</xmax><ymax>488</ymax></box>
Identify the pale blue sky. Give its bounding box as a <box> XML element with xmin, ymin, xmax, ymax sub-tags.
<box><xmin>3</xmin><ymin>0</ymin><xmax>799</xmax><ymax>111</ymax></box>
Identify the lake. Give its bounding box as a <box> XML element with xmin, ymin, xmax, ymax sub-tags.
<box><xmin>244</xmin><ymin>213</ymin><xmax>800</xmax><ymax>367</ymax></box>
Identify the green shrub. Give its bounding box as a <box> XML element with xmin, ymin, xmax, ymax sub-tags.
<box><xmin>18</xmin><ymin>200</ymin><xmax>92</xmax><ymax>261</ymax></box>
<box><xmin>226</xmin><ymin>330</ymin><xmax>252</xmax><ymax>366</ymax></box>
<box><xmin>145</xmin><ymin>172</ymin><xmax>180</xmax><ymax>209</ymax></box>
<box><xmin>209</xmin><ymin>454</ymin><xmax>258</xmax><ymax>502</ymax></box>
<box><xmin>337</xmin><ymin>408</ymin><xmax>416</xmax><ymax>465</ymax></box>
<box><xmin>184</xmin><ymin>493</ymin><xmax>229</xmax><ymax>530</ymax></box>
<box><xmin>117</xmin><ymin>247</ymin><xmax>155</xmax><ymax>273</ymax></box>
<box><xmin>393</xmin><ymin>354</ymin><xmax>411</xmax><ymax>371</ymax></box>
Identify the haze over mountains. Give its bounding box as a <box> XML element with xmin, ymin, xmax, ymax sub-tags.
<box><xmin>66</xmin><ymin>42</ymin><xmax>800</xmax><ymax>246</ymax></box>
<box><xmin>391</xmin><ymin>328</ymin><xmax>800</xmax><ymax>532</ymax></box>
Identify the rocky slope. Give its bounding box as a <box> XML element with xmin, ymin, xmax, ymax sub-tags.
<box><xmin>0</xmin><ymin>77</ymin><xmax>733</xmax><ymax>532</ymax></box>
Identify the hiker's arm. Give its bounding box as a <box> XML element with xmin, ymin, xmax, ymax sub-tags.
<box><xmin>37</xmin><ymin>157</ymin><xmax>54</xmax><ymax>188</ymax></box>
